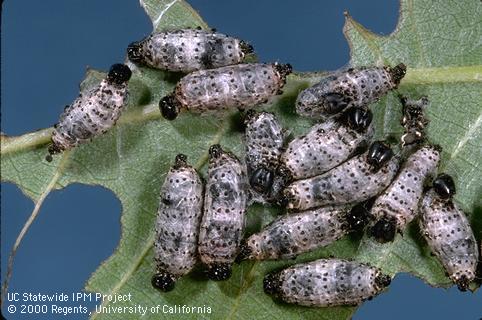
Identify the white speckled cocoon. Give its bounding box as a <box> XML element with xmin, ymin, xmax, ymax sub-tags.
<box><xmin>245</xmin><ymin>111</ymin><xmax>284</xmax><ymax>176</ymax></box>
<box><xmin>128</xmin><ymin>29</ymin><xmax>250</xmax><ymax>72</ymax></box>
<box><xmin>283</xmin><ymin>149</ymin><xmax>400</xmax><ymax>211</ymax></box>
<box><xmin>296</xmin><ymin>64</ymin><xmax>405</xmax><ymax>119</ymax></box>
<box><xmin>172</xmin><ymin>63</ymin><xmax>290</xmax><ymax>113</ymax></box>
<box><xmin>241</xmin><ymin>205</ymin><xmax>353</xmax><ymax>260</ymax></box>
<box><xmin>264</xmin><ymin>259</ymin><xmax>391</xmax><ymax>307</ymax></box>
<box><xmin>280</xmin><ymin>118</ymin><xmax>373</xmax><ymax>180</ymax></box>
<box><xmin>50</xmin><ymin>67</ymin><xmax>130</xmax><ymax>153</ymax></box>
<box><xmin>419</xmin><ymin>189</ymin><xmax>478</xmax><ymax>290</ymax></box>
<box><xmin>154</xmin><ymin>155</ymin><xmax>203</xmax><ymax>279</ymax></box>
<box><xmin>370</xmin><ymin>145</ymin><xmax>440</xmax><ymax>236</ymax></box>
<box><xmin>198</xmin><ymin>146</ymin><xmax>248</xmax><ymax>273</ymax></box>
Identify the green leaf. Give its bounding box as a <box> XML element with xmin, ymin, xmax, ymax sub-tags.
<box><xmin>1</xmin><ymin>0</ymin><xmax>480</xmax><ymax>319</ymax></box>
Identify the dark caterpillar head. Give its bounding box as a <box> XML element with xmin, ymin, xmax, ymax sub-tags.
<box><xmin>273</xmin><ymin>62</ymin><xmax>293</xmax><ymax>82</ymax></box>
<box><xmin>456</xmin><ymin>275</ymin><xmax>470</xmax><ymax>292</ymax></box>
<box><xmin>159</xmin><ymin>94</ymin><xmax>180</xmax><ymax>120</ymax></box>
<box><xmin>239</xmin><ymin>40</ymin><xmax>254</xmax><ymax>55</ymax></box>
<box><xmin>208</xmin><ymin>144</ymin><xmax>223</xmax><ymax>159</ymax></box>
<box><xmin>236</xmin><ymin>242</ymin><xmax>253</xmax><ymax>263</ymax></box>
<box><xmin>127</xmin><ymin>41</ymin><xmax>145</xmax><ymax>64</ymax></box>
<box><xmin>433</xmin><ymin>174</ymin><xmax>456</xmax><ymax>200</ymax></box>
<box><xmin>374</xmin><ymin>273</ymin><xmax>392</xmax><ymax>290</ymax></box>
<box><xmin>243</xmin><ymin>109</ymin><xmax>258</xmax><ymax>125</ymax></box>
<box><xmin>250</xmin><ymin>167</ymin><xmax>275</xmax><ymax>194</ymax></box>
<box><xmin>388</xmin><ymin>63</ymin><xmax>407</xmax><ymax>87</ymax></box>
<box><xmin>107</xmin><ymin>64</ymin><xmax>132</xmax><ymax>85</ymax></box>
<box><xmin>206</xmin><ymin>263</ymin><xmax>232</xmax><ymax>281</ymax></box>
<box><xmin>151</xmin><ymin>271</ymin><xmax>176</xmax><ymax>292</ymax></box>
<box><xmin>346</xmin><ymin>202</ymin><xmax>371</xmax><ymax>232</ymax></box>
<box><xmin>263</xmin><ymin>272</ymin><xmax>281</xmax><ymax>296</ymax></box>
<box><xmin>366</xmin><ymin>141</ymin><xmax>393</xmax><ymax>171</ymax></box>
<box><xmin>46</xmin><ymin>143</ymin><xmax>63</xmax><ymax>162</ymax></box>
<box><xmin>323</xmin><ymin>92</ymin><xmax>351</xmax><ymax>114</ymax></box>
<box><xmin>341</xmin><ymin>107</ymin><xmax>373</xmax><ymax>132</ymax></box>
<box><xmin>173</xmin><ymin>154</ymin><xmax>188</xmax><ymax>169</ymax></box>
<box><xmin>370</xmin><ymin>215</ymin><xmax>397</xmax><ymax>243</ymax></box>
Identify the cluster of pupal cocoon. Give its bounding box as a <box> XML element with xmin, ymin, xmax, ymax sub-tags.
<box><xmin>46</xmin><ymin>27</ymin><xmax>479</xmax><ymax>307</ymax></box>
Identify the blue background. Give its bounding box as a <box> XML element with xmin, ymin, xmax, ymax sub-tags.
<box><xmin>1</xmin><ymin>1</ymin><xmax>480</xmax><ymax>319</ymax></box>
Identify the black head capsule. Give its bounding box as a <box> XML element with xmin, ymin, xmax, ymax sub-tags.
<box><xmin>208</xmin><ymin>144</ymin><xmax>223</xmax><ymax>159</ymax></box>
<box><xmin>456</xmin><ymin>275</ymin><xmax>470</xmax><ymax>292</ymax></box>
<box><xmin>323</xmin><ymin>92</ymin><xmax>351</xmax><ymax>114</ymax></box>
<box><xmin>374</xmin><ymin>273</ymin><xmax>392</xmax><ymax>290</ymax></box>
<box><xmin>239</xmin><ymin>40</ymin><xmax>254</xmax><ymax>55</ymax></box>
<box><xmin>173</xmin><ymin>153</ymin><xmax>188</xmax><ymax>169</ymax></box>
<box><xmin>273</xmin><ymin>62</ymin><xmax>293</xmax><ymax>82</ymax></box>
<box><xmin>346</xmin><ymin>201</ymin><xmax>371</xmax><ymax>232</ymax></box>
<box><xmin>277</xmin><ymin>192</ymin><xmax>292</xmax><ymax>208</ymax></box>
<box><xmin>263</xmin><ymin>272</ymin><xmax>281</xmax><ymax>296</ymax></box>
<box><xmin>388</xmin><ymin>63</ymin><xmax>407</xmax><ymax>87</ymax></box>
<box><xmin>236</xmin><ymin>242</ymin><xmax>252</xmax><ymax>263</ymax></box>
<box><xmin>46</xmin><ymin>143</ymin><xmax>62</xmax><ymax>162</ymax></box>
<box><xmin>107</xmin><ymin>64</ymin><xmax>132</xmax><ymax>85</ymax></box>
<box><xmin>341</xmin><ymin>107</ymin><xmax>373</xmax><ymax>132</ymax></box>
<box><xmin>370</xmin><ymin>216</ymin><xmax>397</xmax><ymax>243</ymax></box>
<box><xmin>159</xmin><ymin>95</ymin><xmax>181</xmax><ymax>120</ymax></box>
<box><xmin>127</xmin><ymin>41</ymin><xmax>145</xmax><ymax>64</ymax></box>
<box><xmin>366</xmin><ymin>141</ymin><xmax>393</xmax><ymax>171</ymax></box>
<box><xmin>243</xmin><ymin>109</ymin><xmax>258</xmax><ymax>124</ymax></box>
<box><xmin>151</xmin><ymin>271</ymin><xmax>176</xmax><ymax>292</ymax></box>
<box><xmin>206</xmin><ymin>263</ymin><xmax>232</xmax><ymax>281</ymax></box>
<box><xmin>249</xmin><ymin>167</ymin><xmax>275</xmax><ymax>194</ymax></box>
<box><xmin>432</xmin><ymin>174</ymin><xmax>456</xmax><ymax>200</ymax></box>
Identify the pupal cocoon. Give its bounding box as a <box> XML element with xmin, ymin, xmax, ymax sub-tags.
<box><xmin>159</xmin><ymin>63</ymin><xmax>292</xmax><ymax>120</ymax></box>
<box><xmin>296</xmin><ymin>64</ymin><xmax>406</xmax><ymax>119</ymax></box>
<box><xmin>282</xmin><ymin>141</ymin><xmax>400</xmax><ymax>211</ymax></box>
<box><xmin>127</xmin><ymin>28</ymin><xmax>253</xmax><ymax>72</ymax></box>
<box><xmin>198</xmin><ymin>145</ymin><xmax>248</xmax><ymax>281</ymax></box>
<box><xmin>419</xmin><ymin>174</ymin><xmax>479</xmax><ymax>291</ymax></box>
<box><xmin>152</xmin><ymin>154</ymin><xmax>204</xmax><ymax>292</ymax></box>
<box><xmin>47</xmin><ymin>64</ymin><xmax>132</xmax><ymax>161</ymax></box>
<box><xmin>263</xmin><ymin>258</ymin><xmax>391</xmax><ymax>307</ymax></box>
<box><xmin>369</xmin><ymin>145</ymin><xmax>441</xmax><ymax>243</ymax></box>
